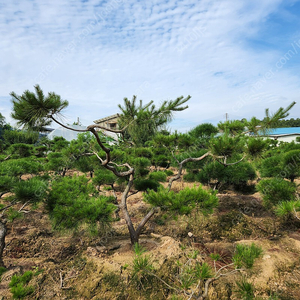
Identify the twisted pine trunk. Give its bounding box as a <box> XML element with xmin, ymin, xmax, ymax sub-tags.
<box><xmin>0</xmin><ymin>220</ymin><xmax>6</xmax><ymax>267</ymax></box>
<box><xmin>119</xmin><ymin>175</ymin><xmax>159</xmax><ymax>245</ymax></box>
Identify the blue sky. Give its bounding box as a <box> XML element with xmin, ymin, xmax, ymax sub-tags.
<box><xmin>1</xmin><ymin>0</ymin><xmax>300</xmax><ymax>131</ymax></box>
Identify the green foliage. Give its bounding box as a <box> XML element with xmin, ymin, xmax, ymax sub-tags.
<box><xmin>0</xmin><ymin>175</ymin><xmax>17</xmax><ymax>193</ymax></box>
<box><xmin>93</xmin><ymin>168</ymin><xmax>117</xmax><ymax>187</ymax></box>
<box><xmin>176</xmin><ymin>150</ymin><xmax>209</xmax><ymax>182</ymax></box>
<box><xmin>198</xmin><ymin>159</ymin><xmax>256</xmax><ymax>190</ymax></box>
<box><xmin>102</xmin><ymin>186</ymin><xmax>112</xmax><ymax>191</ymax></box>
<box><xmin>152</xmin><ymin>154</ymin><xmax>170</xmax><ymax>168</ymax></box>
<box><xmin>51</xmin><ymin>136</ymin><xmax>70</xmax><ymax>152</ymax></box>
<box><xmin>46</xmin><ymin>151</ymin><xmax>71</xmax><ymax>175</ymax></box>
<box><xmin>257</xmin><ymin>178</ymin><xmax>296</xmax><ymax>207</ymax></box>
<box><xmin>126</xmin><ymin>244</ymin><xmax>262</xmax><ymax>299</ymax></box>
<box><xmin>10</xmin><ymin>283</ymin><xmax>34</xmax><ymax>299</ymax></box>
<box><xmin>175</xmin><ymin>133</ymin><xmax>194</xmax><ymax>150</ymax></box>
<box><xmin>47</xmin><ymin>176</ymin><xmax>115</xmax><ymax>231</ymax></box>
<box><xmin>9</xmin><ymin>271</ymin><xmax>34</xmax><ymax>299</ymax></box>
<box><xmin>258</xmin><ymin>155</ymin><xmax>282</xmax><ymax>178</ymax></box>
<box><xmin>0</xmin><ymin>112</ymin><xmax>5</xmax><ymax>127</ymax></box>
<box><xmin>20</xmin><ymin>157</ymin><xmax>45</xmax><ymax>174</ymax></box>
<box><xmin>0</xmin><ymin>266</ymin><xmax>7</xmax><ymax>280</ymax></box>
<box><xmin>275</xmin><ymin>200</ymin><xmax>300</xmax><ymax>218</ymax></box>
<box><xmin>129</xmin><ymin>157</ymin><xmax>151</xmax><ymax>177</ymax></box>
<box><xmin>218</xmin><ymin>120</ymin><xmax>245</xmax><ymax>135</ymax></box>
<box><xmin>10</xmin><ymin>271</ymin><xmax>33</xmax><ymax>286</ymax></box>
<box><xmin>266</xmin><ymin>138</ymin><xmax>279</xmax><ymax>148</ymax></box>
<box><xmin>9</xmin><ymin>143</ymin><xmax>33</xmax><ymax>157</ymax></box>
<box><xmin>0</xmin><ymin>158</ymin><xmax>44</xmax><ymax>177</ymax></box>
<box><xmin>147</xmin><ymin>136</ymin><xmax>173</xmax><ymax>167</ymax></box>
<box><xmin>11</xmin><ymin>84</ymin><xmax>68</xmax><ymax>130</ymax></box>
<box><xmin>188</xmin><ymin>123</ymin><xmax>218</xmax><ymax>138</ymax></box>
<box><xmin>245</xmin><ymin>117</ymin><xmax>261</xmax><ymax>135</ymax></box>
<box><xmin>282</xmin><ymin>150</ymin><xmax>300</xmax><ymax>181</ymax></box>
<box><xmin>176</xmin><ymin>149</ymin><xmax>208</xmax><ymax>170</ymax></box>
<box><xmin>164</xmin><ymin>169</ymin><xmax>174</xmax><ymax>176</ymax></box>
<box><xmin>150</xmin><ymin>132</ymin><xmax>195</xmax><ymax>152</ymax></box>
<box><xmin>267</xmin><ymin>292</ymin><xmax>280</xmax><ymax>300</ymax></box>
<box><xmin>178</xmin><ymin>261</ymin><xmax>213</xmax><ymax>290</ymax></box>
<box><xmin>47</xmin><ymin>176</ymin><xmax>94</xmax><ymax>211</ymax></box>
<box><xmin>134</xmin><ymin>179</ymin><xmax>161</xmax><ymax>192</ymax></box>
<box><xmin>118</xmin><ymin>95</ymin><xmax>190</xmax><ymax>146</ymax></box>
<box><xmin>277</xmin><ymin>140</ymin><xmax>300</xmax><ymax>152</ymax></box>
<box><xmin>235</xmin><ymin>277</ymin><xmax>255</xmax><ymax>300</ymax></box>
<box><xmin>144</xmin><ymin>185</ymin><xmax>218</xmax><ymax>215</ymax></box>
<box><xmin>276</xmin><ymin>118</ymin><xmax>300</xmax><ymax>127</ymax></box>
<box><xmin>170</xmin><ymin>296</ymin><xmax>184</xmax><ymax>300</ymax></box>
<box><xmin>148</xmin><ymin>171</ymin><xmax>167</xmax><ymax>182</ymax></box>
<box><xmin>32</xmin><ymin>266</ymin><xmax>43</xmax><ymax>276</ymax></box>
<box><xmin>0</xmin><ymin>160</ymin><xmax>22</xmax><ymax>177</ymax></box>
<box><xmin>102</xmin><ymin>272</ymin><xmax>121</xmax><ymax>287</ymax></box>
<box><xmin>10</xmin><ymin>284</ymin><xmax>34</xmax><ymax>299</ymax></box>
<box><xmin>134</xmin><ymin>243</ymin><xmax>146</xmax><ymax>256</ymax></box>
<box><xmin>21</xmin><ymin>157</ymin><xmax>45</xmax><ymax>174</ymax></box>
<box><xmin>36</xmin><ymin>136</ymin><xmax>53</xmax><ymax>149</ymax></box>
<box><xmin>183</xmin><ymin>172</ymin><xmax>197</xmax><ymax>182</ymax></box>
<box><xmin>233</xmin><ymin>243</ymin><xmax>263</xmax><ymax>269</ymax></box>
<box><xmin>193</xmin><ymin>262</ymin><xmax>213</xmax><ymax>280</ymax></box>
<box><xmin>189</xmin><ymin>250</ymin><xmax>199</xmax><ymax>259</ymax></box>
<box><xmin>133</xmin><ymin>249</ymin><xmax>152</xmax><ymax>274</ymax></box>
<box><xmin>14</xmin><ymin>177</ymin><xmax>48</xmax><ymax>203</ymax></box>
<box><xmin>246</xmin><ymin>138</ymin><xmax>266</xmax><ymax>157</ymax></box>
<box><xmin>131</xmin><ymin>147</ymin><xmax>153</xmax><ymax>159</ymax></box>
<box><xmin>262</xmin><ymin>102</ymin><xmax>296</xmax><ymax>130</ymax></box>
<box><xmin>74</xmin><ymin>155</ymin><xmax>96</xmax><ymax>175</ymax></box>
<box><xmin>217</xmin><ymin>103</ymin><xmax>296</xmax><ymax>137</ymax></box>
<box><xmin>3</xmin><ymin>129</ymin><xmax>39</xmax><ymax>145</ymax></box>
<box><xmin>109</xmin><ymin>147</ymin><xmax>126</xmax><ymax>162</ymax></box>
<box><xmin>132</xmin><ymin>243</ymin><xmax>154</xmax><ymax>288</ymax></box>
<box><xmin>7</xmin><ymin>208</ymin><xmax>22</xmax><ymax>222</ymax></box>
<box><xmin>209</xmin><ymin>133</ymin><xmax>244</xmax><ymax>157</ymax></box>
<box><xmin>35</xmin><ymin>145</ymin><xmax>47</xmax><ymax>157</ymax></box>
<box><xmin>0</xmin><ymin>266</ymin><xmax>7</xmax><ymax>275</ymax></box>
<box><xmin>210</xmin><ymin>253</ymin><xmax>221</xmax><ymax>261</ymax></box>
<box><xmin>150</xmin><ymin>133</ymin><xmax>177</xmax><ymax>148</ymax></box>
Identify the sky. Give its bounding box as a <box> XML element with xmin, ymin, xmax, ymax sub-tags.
<box><xmin>1</xmin><ymin>0</ymin><xmax>300</xmax><ymax>132</ymax></box>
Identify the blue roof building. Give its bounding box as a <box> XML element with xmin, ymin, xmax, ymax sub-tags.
<box><xmin>262</xmin><ymin>127</ymin><xmax>300</xmax><ymax>142</ymax></box>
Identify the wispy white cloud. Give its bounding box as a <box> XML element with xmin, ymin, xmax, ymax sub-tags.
<box><xmin>1</xmin><ymin>0</ymin><xmax>300</xmax><ymax>131</ymax></box>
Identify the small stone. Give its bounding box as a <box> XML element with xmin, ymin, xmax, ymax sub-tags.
<box><xmin>263</xmin><ymin>254</ymin><xmax>271</xmax><ymax>260</ymax></box>
<box><xmin>151</xmin><ymin>233</ymin><xmax>162</xmax><ymax>238</ymax></box>
<box><xmin>95</xmin><ymin>246</ymin><xmax>107</xmax><ymax>253</ymax></box>
<box><xmin>86</xmin><ymin>247</ymin><xmax>98</xmax><ymax>256</ymax></box>
<box><xmin>188</xmin><ymin>232</ymin><xmax>193</xmax><ymax>238</ymax></box>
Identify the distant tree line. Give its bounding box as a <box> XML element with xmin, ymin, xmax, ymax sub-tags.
<box><xmin>240</xmin><ymin>117</ymin><xmax>300</xmax><ymax>128</ymax></box>
<box><xmin>274</xmin><ymin>118</ymin><xmax>300</xmax><ymax>127</ymax></box>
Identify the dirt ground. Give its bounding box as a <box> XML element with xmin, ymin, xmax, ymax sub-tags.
<box><xmin>1</xmin><ymin>180</ymin><xmax>300</xmax><ymax>299</ymax></box>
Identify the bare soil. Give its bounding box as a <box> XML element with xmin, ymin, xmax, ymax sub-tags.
<box><xmin>1</xmin><ymin>180</ymin><xmax>300</xmax><ymax>299</ymax></box>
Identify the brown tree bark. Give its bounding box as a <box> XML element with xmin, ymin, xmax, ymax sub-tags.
<box><xmin>119</xmin><ymin>174</ymin><xmax>139</xmax><ymax>244</ymax></box>
<box><xmin>0</xmin><ymin>220</ymin><xmax>7</xmax><ymax>267</ymax></box>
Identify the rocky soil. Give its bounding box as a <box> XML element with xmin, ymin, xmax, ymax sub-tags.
<box><xmin>1</xmin><ymin>180</ymin><xmax>300</xmax><ymax>299</ymax></box>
